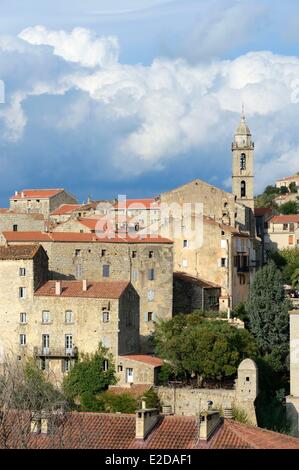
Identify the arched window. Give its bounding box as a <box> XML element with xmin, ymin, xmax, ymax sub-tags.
<box><xmin>240</xmin><ymin>153</ymin><xmax>246</xmax><ymax>170</ymax></box>
<box><xmin>241</xmin><ymin>181</ymin><xmax>246</xmax><ymax>198</ymax></box>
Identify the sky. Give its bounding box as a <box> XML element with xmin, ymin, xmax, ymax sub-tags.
<box><xmin>1</xmin><ymin>0</ymin><xmax>299</xmax><ymax>205</ymax></box>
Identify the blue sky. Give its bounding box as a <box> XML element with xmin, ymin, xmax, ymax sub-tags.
<box><xmin>1</xmin><ymin>0</ymin><xmax>299</xmax><ymax>206</ymax></box>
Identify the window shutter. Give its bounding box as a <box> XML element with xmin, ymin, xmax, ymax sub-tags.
<box><xmin>217</xmin><ymin>258</ymin><xmax>221</xmax><ymax>268</ymax></box>
<box><xmin>152</xmin><ymin>312</ymin><xmax>157</xmax><ymax>322</ymax></box>
<box><xmin>144</xmin><ymin>312</ymin><xmax>148</xmax><ymax>323</ymax></box>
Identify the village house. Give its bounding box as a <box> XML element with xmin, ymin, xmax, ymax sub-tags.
<box><xmin>10</xmin><ymin>189</ymin><xmax>77</xmax><ymax>218</ymax></box>
<box><xmin>264</xmin><ymin>214</ymin><xmax>299</xmax><ymax>251</ymax></box>
<box><xmin>0</xmin><ymin>231</ymin><xmax>173</xmax><ymax>352</ymax></box>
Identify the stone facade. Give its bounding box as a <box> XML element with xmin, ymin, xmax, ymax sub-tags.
<box><xmin>173</xmin><ymin>272</ymin><xmax>221</xmax><ymax>313</ymax></box>
<box><xmin>1</xmin><ymin>233</ymin><xmax>173</xmax><ymax>352</ymax></box>
<box><xmin>0</xmin><ymin>212</ymin><xmax>45</xmax><ymax>233</ymax></box>
<box><xmin>10</xmin><ymin>189</ymin><xmax>77</xmax><ymax>218</ymax></box>
<box><xmin>156</xmin><ymin>358</ymin><xmax>258</xmax><ymax>425</ymax></box>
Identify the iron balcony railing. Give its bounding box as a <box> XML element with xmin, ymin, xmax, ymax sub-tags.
<box><xmin>33</xmin><ymin>346</ymin><xmax>78</xmax><ymax>358</ymax></box>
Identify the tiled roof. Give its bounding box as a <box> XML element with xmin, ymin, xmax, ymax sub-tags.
<box><xmin>113</xmin><ymin>198</ymin><xmax>159</xmax><ymax>210</ymax></box>
<box><xmin>0</xmin><ymin>244</ymin><xmax>42</xmax><ymax>260</ymax></box>
<box><xmin>120</xmin><ymin>355</ymin><xmax>164</xmax><ymax>367</ymax></box>
<box><xmin>10</xmin><ymin>189</ymin><xmax>64</xmax><ymax>200</ymax></box>
<box><xmin>1</xmin><ymin>412</ymin><xmax>299</xmax><ymax>449</ymax></box>
<box><xmin>77</xmin><ymin>218</ymin><xmax>107</xmax><ymax>231</ymax></box>
<box><xmin>276</xmin><ymin>175</ymin><xmax>299</xmax><ymax>182</ymax></box>
<box><xmin>0</xmin><ymin>208</ymin><xmax>9</xmax><ymax>213</ymax></box>
<box><xmin>34</xmin><ymin>280</ymin><xmax>129</xmax><ymax>299</ymax></box>
<box><xmin>269</xmin><ymin>214</ymin><xmax>299</xmax><ymax>224</ymax></box>
<box><xmin>2</xmin><ymin>231</ymin><xmax>173</xmax><ymax>244</ymax></box>
<box><xmin>174</xmin><ymin>272</ymin><xmax>221</xmax><ymax>289</ymax></box>
<box><xmin>51</xmin><ymin>204</ymin><xmax>81</xmax><ymax>216</ymax></box>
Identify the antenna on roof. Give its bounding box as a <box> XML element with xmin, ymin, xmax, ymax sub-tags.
<box><xmin>241</xmin><ymin>103</ymin><xmax>245</xmax><ymax>120</ymax></box>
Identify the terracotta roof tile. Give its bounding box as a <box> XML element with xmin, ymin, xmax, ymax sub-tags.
<box><xmin>10</xmin><ymin>189</ymin><xmax>64</xmax><ymax>200</ymax></box>
<box><xmin>0</xmin><ymin>244</ymin><xmax>42</xmax><ymax>260</ymax></box>
<box><xmin>269</xmin><ymin>215</ymin><xmax>299</xmax><ymax>224</ymax></box>
<box><xmin>3</xmin><ymin>231</ymin><xmax>173</xmax><ymax>244</ymax></box>
<box><xmin>120</xmin><ymin>354</ymin><xmax>164</xmax><ymax>367</ymax></box>
<box><xmin>34</xmin><ymin>280</ymin><xmax>129</xmax><ymax>299</ymax></box>
<box><xmin>51</xmin><ymin>204</ymin><xmax>81</xmax><ymax>216</ymax></box>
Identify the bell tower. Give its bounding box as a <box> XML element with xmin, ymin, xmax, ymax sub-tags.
<box><xmin>232</xmin><ymin>108</ymin><xmax>254</xmax><ymax>210</ymax></box>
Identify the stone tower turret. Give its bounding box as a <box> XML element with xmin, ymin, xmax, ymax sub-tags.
<box><xmin>232</xmin><ymin>109</ymin><xmax>254</xmax><ymax>211</ymax></box>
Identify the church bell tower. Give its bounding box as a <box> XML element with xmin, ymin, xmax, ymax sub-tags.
<box><xmin>232</xmin><ymin>109</ymin><xmax>254</xmax><ymax>211</ymax></box>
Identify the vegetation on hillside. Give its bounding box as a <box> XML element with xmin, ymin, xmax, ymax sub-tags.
<box><xmin>268</xmin><ymin>248</ymin><xmax>299</xmax><ymax>285</ymax></box>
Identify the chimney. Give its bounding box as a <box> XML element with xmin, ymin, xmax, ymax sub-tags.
<box><xmin>21</xmin><ymin>191</ymin><xmax>24</xmax><ymax>198</ymax></box>
<box><xmin>82</xmin><ymin>279</ymin><xmax>87</xmax><ymax>291</ymax></box>
<box><xmin>55</xmin><ymin>281</ymin><xmax>62</xmax><ymax>296</ymax></box>
<box><xmin>135</xmin><ymin>398</ymin><xmax>160</xmax><ymax>440</ymax></box>
<box><xmin>15</xmin><ymin>190</ymin><xmax>18</xmax><ymax>196</ymax></box>
<box><xmin>198</xmin><ymin>410</ymin><xmax>221</xmax><ymax>441</ymax></box>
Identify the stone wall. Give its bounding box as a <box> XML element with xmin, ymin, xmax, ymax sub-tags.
<box><xmin>0</xmin><ymin>213</ymin><xmax>45</xmax><ymax>232</ymax></box>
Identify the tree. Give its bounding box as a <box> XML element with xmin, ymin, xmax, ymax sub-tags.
<box><xmin>0</xmin><ymin>355</ymin><xmax>69</xmax><ymax>448</ymax></box>
<box><xmin>269</xmin><ymin>248</ymin><xmax>299</xmax><ymax>284</ymax></box>
<box><xmin>279</xmin><ymin>201</ymin><xmax>298</xmax><ymax>215</ymax></box>
<box><xmin>289</xmin><ymin>182</ymin><xmax>298</xmax><ymax>193</ymax></box>
<box><xmin>154</xmin><ymin>313</ymin><xmax>257</xmax><ymax>385</ymax></box>
<box><xmin>280</xmin><ymin>186</ymin><xmax>289</xmax><ymax>195</ymax></box>
<box><xmin>63</xmin><ymin>343</ymin><xmax>116</xmax><ymax>410</ymax></box>
<box><xmin>291</xmin><ymin>268</ymin><xmax>299</xmax><ymax>289</ymax></box>
<box><xmin>245</xmin><ymin>261</ymin><xmax>291</xmax><ymax>372</ymax></box>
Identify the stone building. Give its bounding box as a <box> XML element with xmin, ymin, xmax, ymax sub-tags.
<box><xmin>265</xmin><ymin>214</ymin><xmax>299</xmax><ymax>251</ymax></box>
<box><xmin>9</xmin><ymin>189</ymin><xmax>77</xmax><ymax>218</ymax></box>
<box><xmin>1</xmin><ymin>231</ymin><xmax>173</xmax><ymax>352</ymax></box>
<box><xmin>0</xmin><ymin>211</ymin><xmax>46</xmax><ymax>233</ymax></box>
<box><xmin>173</xmin><ymin>272</ymin><xmax>221</xmax><ymax>313</ymax></box>
<box><xmin>0</xmin><ymin>244</ymin><xmax>142</xmax><ymax>384</ymax></box>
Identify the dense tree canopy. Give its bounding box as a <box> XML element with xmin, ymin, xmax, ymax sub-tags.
<box><xmin>269</xmin><ymin>248</ymin><xmax>299</xmax><ymax>284</ymax></box>
<box><xmin>154</xmin><ymin>313</ymin><xmax>257</xmax><ymax>384</ymax></box>
<box><xmin>278</xmin><ymin>200</ymin><xmax>298</xmax><ymax>215</ymax></box>
<box><xmin>245</xmin><ymin>261</ymin><xmax>290</xmax><ymax>371</ymax></box>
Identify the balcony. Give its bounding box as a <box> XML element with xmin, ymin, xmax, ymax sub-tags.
<box><xmin>33</xmin><ymin>347</ymin><xmax>78</xmax><ymax>358</ymax></box>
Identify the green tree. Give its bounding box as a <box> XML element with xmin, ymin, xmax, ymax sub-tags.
<box><xmin>246</xmin><ymin>261</ymin><xmax>291</xmax><ymax>372</ymax></box>
<box><xmin>63</xmin><ymin>343</ymin><xmax>116</xmax><ymax>408</ymax></box>
<box><xmin>291</xmin><ymin>268</ymin><xmax>299</xmax><ymax>289</ymax></box>
<box><xmin>289</xmin><ymin>182</ymin><xmax>298</xmax><ymax>193</ymax></box>
<box><xmin>154</xmin><ymin>314</ymin><xmax>257</xmax><ymax>385</ymax></box>
<box><xmin>279</xmin><ymin>201</ymin><xmax>298</xmax><ymax>214</ymax></box>
<box><xmin>280</xmin><ymin>186</ymin><xmax>289</xmax><ymax>195</ymax></box>
<box><xmin>269</xmin><ymin>248</ymin><xmax>299</xmax><ymax>284</ymax></box>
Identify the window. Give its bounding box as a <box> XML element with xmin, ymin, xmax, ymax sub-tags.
<box><xmin>62</xmin><ymin>359</ymin><xmax>70</xmax><ymax>373</ymax></box>
<box><xmin>42</xmin><ymin>310</ymin><xmax>51</xmax><ymax>324</ymax></box>
<box><xmin>290</xmin><ymin>223</ymin><xmax>295</xmax><ymax>232</ymax></box>
<box><xmin>148</xmin><ymin>268</ymin><xmax>155</xmax><ymax>281</ymax></box>
<box><xmin>283</xmin><ymin>224</ymin><xmax>288</xmax><ymax>231</ymax></box>
<box><xmin>221</xmin><ymin>258</ymin><xmax>227</xmax><ymax>268</ymax></box>
<box><xmin>19</xmin><ymin>267</ymin><xmax>26</xmax><ymax>277</ymax></box>
<box><xmin>147</xmin><ymin>312</ymin><xmax>153</xmax><ymax>322</ymax></box>
<box><xmin>132</xmin><ymin>268</ymin><xmax>138</xmax><ymax>281</ymax></box>
<box><xmin>75</xmin><ymin>264</ymin><xmax>83</xmax><ymax>277</ymax></box>
<box><xmin>103</xmin><ymin>265</ymin><xmax>110</xmax><ymax>277</ymax></box>
<box><xmin>182</xmin><ymin>259</ymin><xmax>188</xmax><ymax>268</ymax></box>
<box><xmin>40</xmin><ymin>358</ymin><xmax>49</xmax><ymax>371</ymax></box>
<box><xmin>102</xmin><ymin>310</ymin><xmax>110</xmax><ymax>323</ymax></box>
<box><xmin>183</xmin><ymin>240</ymin><xmax>189</xmax><ymax>248</ymax></box>
<box><xmin>20</xmin><ymin>334</ymin><xmax>26</xmax><ymax>346</ymax></box>
<box><xmin>149</xmin><ymin>251</ymin><xmax>154</xmax><ymax>259</ymax></box>
<box><xmin>75</xmin><ymin>249</ymin><xmax>81</xmax><ymax>257</ymax></box>
<box><xmin>65</xmin><ymin>310</ymin><xmax>73</xmax><ymax>324</ymax></box>
<box><xmin>13</xmin><ymin>224</ymin><xmax>18</xmax><ymax>232</ymax></box>
<box><xmin>132</xmin><ymin>251</ymin><xmax>137</xmax><ymax>258</ymax></box>
<box><xmin>241</xmin><ymin>181</ymin><xmax>246</xmax><ymax>198</ymax></box>
<box><xmin>19</xmin><ymin>287</ymin><xmax>26</xmax><ymax>299</ymax></box>
<box><xmin>20</xmin><ymin>312</ymin><xmax>27</xmax><ymax>324</ymax></box>
<box><xmin>42</xmin><ymin>334</ymin><xmax>50</xmax><ymax>353</ymax></box>
<box><xmin>101</xmin><ymin>249</ymin><xmax>106</xmax><ymax>257</ymax></box>
<box><xmin>240</xmin><ymin>153</ymin><xmax>246</xmax><ymax>170</ymax></box>
<box><xmin>65</xmin><ymin>334</ymin><xmax>73</xmax><ymax>353</ymax></box>
<box><xmin>118</xmin><ymin>365</ymin><xmax>123</xmax><ymax>372</ymax></box>
<box><xmin>289</xmin><ymin>235</ymin><xmax>294</xmax><ymax>245</ymax></box>
<box><xmin>147</xmin><ymin>289</ymin><xmax>155</xmax><ymax>301</ymax></box>
<box><xmin>103</xmin><ymin>360</ymin><xmax>109</xmax><ymax>372</ymax></box>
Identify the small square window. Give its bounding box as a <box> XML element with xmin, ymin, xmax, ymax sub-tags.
<box><xmin>132</xmin><ymin>251</ymin><xmax>137</xmax><ymax>258</ymax></box>
<box><xmin>19</xmin><ymin>268</ymin><xmax>26</xmax><ymax>277</ymax></box>
<box><xmin>101</xmin><ymin>249</ymin><xmax>106</xmax><ymax>257</ymax></box>
<box><xmin>148</xmin><ymin>268</ymin><xmax>155</xmax><ymax>281</ymax></box>
<box><xmin>149</xmin><ymin>251</ymin><xmax>154</xmax><ymax>259</ymax></box>
<box><xmin>221</xmin><ymin>258</ymin><xmax>227</xmax><ymax>268</ymax></box>
<box><xmin>13</xmin><ymin>224</ymin><xmax>18</xmax><ymax>232</ymax></box>
<box><xmin>182</xmin><ymin>259</ymin><xmax>188</xmax><ymax>268</ymax></box>
<box><xmin>118</xmin><ymin>365</ymin><xmax>123</xmax><ymax>372</ymax></box>
<box><xmin>65</xmin><ymin>310</ymin><xmax>73</xmax><ymax>324</ymax></box>
<box><xmin>103</xmin><ymin>360</ymin><xmax>109</xmax><ymax>372</ymax></box>
<box><xmin>183</xmin><ymin>240</ymin><xmax>189</xmax><ymax>248</ymax></box>
<box><xmin>147</xmin><ymin>312</ymin><xmax>153</xmax><ymax>322</ymax></box>
<box><xmin>75</xmin><ymin>249</ymin><xmax>81</xmax><ymax>257</ymax></box>
<box><xmin>42</xmin><ymin>310</ymin><xmax>51</xmax><ymax>324</ymax></box>
<box><xmin>246</xmin><ymin>377</ymin><xmax>250</xmax><ymax>382</ymax></box>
